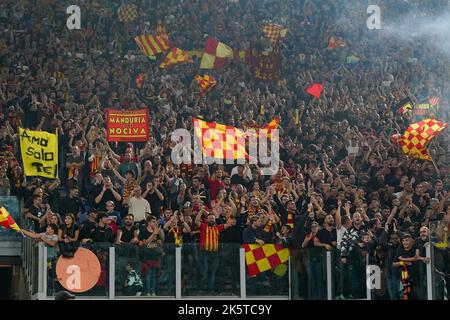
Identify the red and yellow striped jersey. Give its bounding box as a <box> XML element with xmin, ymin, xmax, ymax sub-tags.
<box><xmin>200</xmin><ymin>223</ymin><xmax>225</xmax><ymax>252</ymax></box>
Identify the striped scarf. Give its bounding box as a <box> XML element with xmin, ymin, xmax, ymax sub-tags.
<box><xmin>401</xmin><ymin>263</ymin><xmax>411</xmax><ymax>300</ymax></box>
<box><xmin>264</xmin><ymin>218</ymin><xmax>274</xmax><ymax>233</ymax></box>
<box><xmin>89</xmin><ymin>155</ymin><xmax>102</xmax><ymax>177</ymax></box>
<box><xmin>170</xmin><ymin>226</ymin><xmax>182</xmax><ymax>247</ymax></box>
<box><xmin>286</xmin><ymin>212</ymin><xmax>294</xmax><ymax>228</ymax></box>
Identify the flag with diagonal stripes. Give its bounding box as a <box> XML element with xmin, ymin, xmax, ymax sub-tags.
<box><xmin>135</xmin><ymin>35</ymin><xmax>170</xmax><ymax>57</ymax></box>
<box><xmin>429</xmin><ymin>96</ymin><xmax>440</xmax><ymax>106</ymax></box>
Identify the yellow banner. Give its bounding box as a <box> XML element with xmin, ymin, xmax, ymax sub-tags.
<box><xmin>19</xmin><ymin>128</ymin><xmax>58</xmax><ymax>179</ymax></box>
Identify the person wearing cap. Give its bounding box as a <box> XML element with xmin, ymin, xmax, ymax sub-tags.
<box><xmin>79</xmin><ymin>208</ymin><xmax>97</xmax><ymax>243</ymax></box>
<box><xmin>84</xmin><ymin>211</ymin><xmax>115</xmax><ymax>244</ymax></box>
<box><xmin>393</xmin><ymin>233</ymin><xmax>420</xmax><ymax>299</ymax></box>
<box><xmin>54</xmin><ymin>290</ymin><xmax>75</xmax><ymax>300</ymax></box>
<box><xmin>242</xmin><ymin>216</ymin><xmax>264</xmax><ymax>245</ymax></box>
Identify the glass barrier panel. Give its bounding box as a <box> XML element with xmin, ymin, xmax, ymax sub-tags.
<box><xmin>330</xmin><ymin>247</ymin><xmax>367</xmax><ymax>300</ymax></box>
<box><xmin>156</xmin><ymin>243</ymin><xmax>176</xmax><ymax>297</ymax></box>
<box><xmin>47</xmin><ymin>242</ymin><xmax>110</xmax><ymax>298</ymax></box>
<box><xmin>115</xmin><ymin>243</ymin><xmax>140</xmax><ymax>297</ymax></box>
<box><xmin>289</xmin><ymin>247</ymin><xmax>325</xmax><ymax>299</ymax></box>
<box><xmin>181</xmin><ymin>243</ymin><xmax>240</xmax><ymax>297</ymax></box>
<box><xmin>31</xmin><ymin>243</ymin><xmax>39</xmax><ymax>296</ymax></box>
<box><xmin>430</xmin><ymin>220</ymin><xmax>449</xmax><ymax>300</ymax></box>
<box><xmin>115</xmin><ymin>242</ymin><xmax>176</xmax><ymax>297</ymax></box>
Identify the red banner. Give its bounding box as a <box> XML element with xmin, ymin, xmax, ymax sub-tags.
<box><xmin>106</xmin><ymin>109</ymin><xmax>149</xmax><ymax>142</ymax></box>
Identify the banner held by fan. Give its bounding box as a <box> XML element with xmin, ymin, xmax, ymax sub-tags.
<box><xmin>106</xmin><ymin>109</ymin><xmax>150</xmax><ymax>142</ymax></box>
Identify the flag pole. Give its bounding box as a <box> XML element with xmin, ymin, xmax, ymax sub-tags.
<box><xmin>427</xmin><ymin>148</ymin><xmax>440</xmax><ymax>175</ymax></box>
<box><xmin>18</xmin><ymin>229</ymin><xmax>26</xmax><ymax>238</ymax></box>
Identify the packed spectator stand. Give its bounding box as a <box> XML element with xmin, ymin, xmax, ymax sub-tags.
<box><xmin>0</xmin><ymin>0</ymin><xmax>449</xmax><ymax>299</ymax></box>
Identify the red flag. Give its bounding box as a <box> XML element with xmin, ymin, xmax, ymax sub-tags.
<box><xmin>0</xmin><ymin>207</ymin><xmax>20</xmax><ymax>231</ymax></box>
<box><xmin>306</xmin><ymin>83</ymin><xmax>323</xmax><ymax>99</ymax></box>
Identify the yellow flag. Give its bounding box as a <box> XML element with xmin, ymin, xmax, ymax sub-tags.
<box><xmin>19</xmin><ymin>128</ymin><xmax>58</xmax><ymax>179</ymax></box>
<box><xmin>260</xmin><ymin>104</ymin><xmax>265</xmax><ymax>115</ymax></box>
<box><xmin>294</xmin><ymin>109</ymin><xmax>300</xmax><ymax>125</ymax></box>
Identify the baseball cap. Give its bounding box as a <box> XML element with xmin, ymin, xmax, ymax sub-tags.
<box><xmin>400</xmin><ymin>232</ymin><xmax>412</xmax><ymax>240</ymax></box>
<box><xmin>55</xmin><ymin>290</ymin><xmax>75</xmax><ymax>300</ymax></box>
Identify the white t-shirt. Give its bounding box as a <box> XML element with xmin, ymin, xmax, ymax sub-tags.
<box><xmin>336</xmin><ymin>226</ymin><xmax>347</xmax><ymax>250</ymax></box>
<box><xmin>128</xmin><ymin>197</ymin><xmax>151</xmax><ymax>222</ymax></box>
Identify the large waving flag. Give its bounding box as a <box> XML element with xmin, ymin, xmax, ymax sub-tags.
<box><xmin>193</xmin><ymin>118</ymin><xmax>248</xmax><ymax>160</ymax></box>
<box><xmin>0</xmin><ymin>207</ymin><xmax>20</xmax><ymax>232</ymax></box>
<box><xmin>242</xmin><ymin>244</ymin><xmax>290</xmax><ymax>276</ymax></box>
<box><xmin>394</xmin><ymin>118</ymin><xmax>447</xmax><ymax>161</ymax></box>
<box><xmin>195</xmin><ymin>74</ymin><xmax>217</xmax><ymax>96</ymax></box>
<box><xmin>200</xmin><ymin>37</ymin><xmax>234</xmax><ymax>69</ymax></box>
<box><xmin>160</xmin><ymin>48</ymin><xmax>192</xmax><ymax>69</ymax></box>
<box><xmin>262</xmin><ymin>23</ymin><xmax>288</xmax><ymax>46</ymax></box>
<box><xmin>135</xmin><ymin>35</ymin><xmax>170</xmax><ymax>57</ymax></box>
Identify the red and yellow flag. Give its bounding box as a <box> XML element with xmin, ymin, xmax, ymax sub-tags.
<box><xmin>262</xmin><ymin>23</ymin><xmax>288</xmax><ymax>46</ymax></box>
<box><xmin>160</xmin><ymin>48</ymin><xmax>192</xmax><ymax>69</ymax></box>
<box><xmin>200</xmin><ymin>37</ymin><xmax>235</xmax><ymax>69</ymax></box>
<box><xmin>242</xmin><ymin>244</ymin><xmax>290</xmax><ymax>276</ymax></box>
<box><xmin>245</xmin><ymin>116</ymin><xmax>280</xmax><ymax>140</ymax></box>
<box><xmin>117</xmin><ymin>4</ymin><xmax>137</xmax><ymax>22</ymax></box>
<box><xmin>195</xmin><ymin>74</ymin><xmax>217</xmax><ymax>96</ymax></box>
<box><xmin>397</xmin><ymin>118</ymin><xmax>447</xmax><ymax>161</ymax></box>
<box><xmin>328</xmin><ymin>36</ymin><xmax>347</xmax><ymax>49</ymax></box>
<box><xmin>0</xmin><ymin>207</ymin><xmax>20</xmax><ymax>231</ymax></box>
<box><xmin>135</xmin><ymin>35</ymin><xmax>170</xmax><ymax>57</ymax></box>
<box><xmin>193</xmin><ymin>118</ymin><xmax>248</xmax><ymax>160</ymax></box>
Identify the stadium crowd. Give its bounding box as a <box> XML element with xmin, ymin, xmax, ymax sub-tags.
<box><xmin>0</xmin><ymin>0</ymin><xmax>449</xmax><ymax>299</ymax></box>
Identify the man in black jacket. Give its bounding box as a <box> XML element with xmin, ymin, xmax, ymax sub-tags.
<box><xmin>242</xmin><ymin>216</ymin><xmax>265</xmax><ymax>244</ymax></box>
<box><xmin>86</xmin><ymin>212</ymin><xmax>115</xmax><ymax>244</ymax></box>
